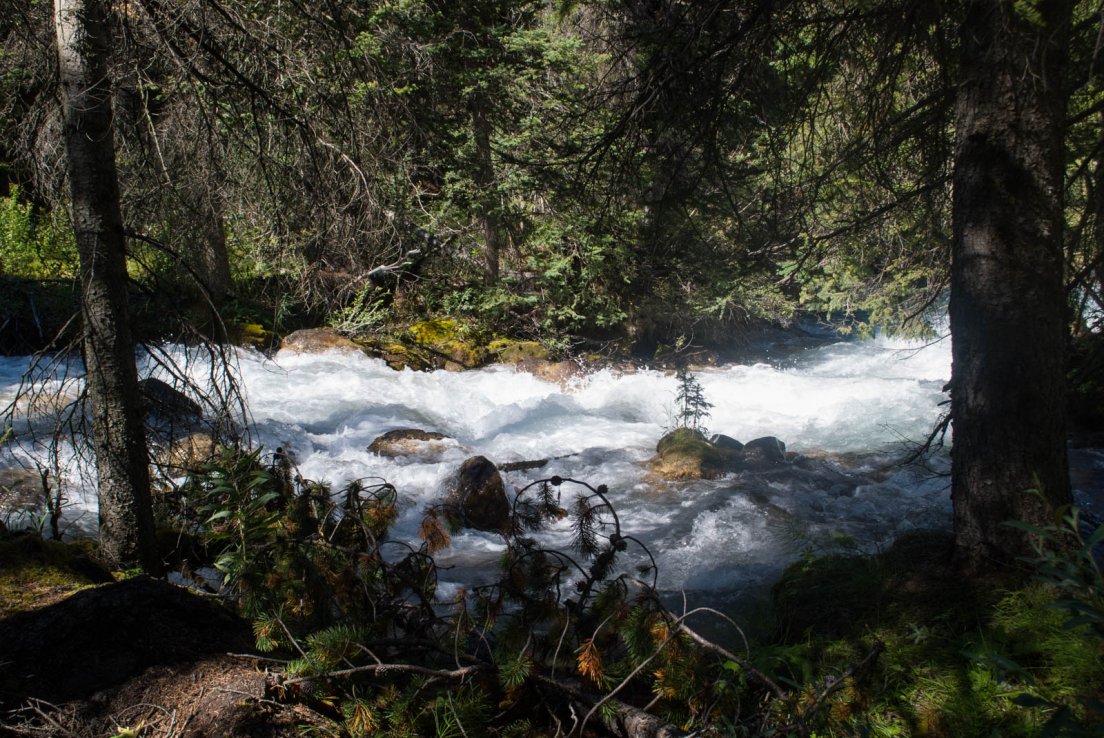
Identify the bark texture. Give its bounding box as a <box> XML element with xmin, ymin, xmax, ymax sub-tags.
<box><xmin>55</xmin><ymin>0</ymin><xmax>159</xmax><ymax>572</ymax></box>
<box><xmin>950</xmin><ymin>0</ymin><xmax>1073</xmax><ymax>571</ymax></box>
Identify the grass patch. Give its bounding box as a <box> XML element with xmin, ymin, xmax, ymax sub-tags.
<box><xmin>0</xmin><ymin>533</ymin><xmax>113</xmax><ymax>617</ymax></box>
<box><xmin>766</xmin><ymin>531</ymin><xmax>1104</xmax><ymax>737</ymax></box>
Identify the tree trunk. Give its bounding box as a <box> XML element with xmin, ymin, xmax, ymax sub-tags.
<box><xmin>471</xmin><ymin>100</ymin><xmax>504</xmax><ymax>285</ymax></box>
<box><xmin>200</xmin><ymin>135</ymin><xmax>233</xmax><ymax>305</ymax></box>
<box><xmin>950</xmin><ymin>0</ymin><xmax>1073</xmax><ymax>571</ymax></box>
<box><xmin>201</xmin><ymin>193</ymin><xmax>234</xmax><ymax>305</ymax></box>
<box><xmin>55</xmin><ymin>0</ymin><xmax>159</xmax><ymax>573</ymax></box>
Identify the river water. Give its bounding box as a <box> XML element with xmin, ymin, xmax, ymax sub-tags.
<box><xmin>1</xmin><ymin>326</ymin><xmax>970</xmax><ymax>614</ymax></box>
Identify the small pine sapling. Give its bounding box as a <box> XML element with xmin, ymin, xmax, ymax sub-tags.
<box><xmin>674</xmin><ymin>366</ymin><xmax>713</xmax><ymax>435</ymax></box>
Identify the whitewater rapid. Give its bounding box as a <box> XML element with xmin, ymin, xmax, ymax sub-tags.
<box><xmin>1</xmin><ymin>328</ymin><xmax>963</xmax><ymax>610</ymax></box>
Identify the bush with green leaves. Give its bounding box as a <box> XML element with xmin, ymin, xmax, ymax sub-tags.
<box><xmin>0</xmin><ymin>188</ymin><xmax>77</xmax><ymax>280</ymax></box>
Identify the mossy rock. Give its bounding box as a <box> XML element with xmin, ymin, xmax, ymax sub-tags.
<box><xmin>772</xmin><ymin>553</ymin><xmax>883</xmax><ymax>641</ymax></box>
<box><xmin>408</xmin><ymin>317</ymin><xmax>462</xmax><ymax>344</ymax></box>
<box><xmin>405</xmin><ymin>318</ymin><xmax>488</xmax><ymax>370</ymax></box>
<box><xmin>226</xmin><ymin>321</ymin><xmax>274</xmax><ymax>350</ymax></box>
<box><xmin>0</xmin><ymin>533</ymin><xmax>113</xmax><ymax>617</ymax></box>
<box><xmin>649</xmin><ymin>427</ymin><xmax>728</xmax><ymax>480</ymax></box>
<box><xmin>488</xmin><ymin>338</ymin><xmax>551</xmax><ymax>364</ymax></box>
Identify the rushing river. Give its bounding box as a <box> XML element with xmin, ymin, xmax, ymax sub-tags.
<box><xmin>1</xmin><ymin>326</ymin><xmax>967</xmax><ymax>612</ymax></box>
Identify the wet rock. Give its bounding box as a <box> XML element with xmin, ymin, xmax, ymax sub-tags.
<box><xmin>368</xmin><ymin>428</ymin><xmax>453</xmax><ymax>459</ymax></box>
<box><xmin>498</xmin><ymin>458</ymin><xmax>550</xmax><ymax>473</ymax></box>
<box><xmin>280</xmin><ymin>327</ymin><xmax>363</xmax><ymax>353</ymax></box>
<box><xmin>447</xmin><ymin>456</ymin><xmax>511</xmax><ymax>533</ymax></box>
<box><xmin>139</xmin><ymin>379</ymin><xmax>204</xmax><ymax>449</ymax></box>
<box><xmin>516</xmin><ymin>357</ymin><xmax>582</xmax><ymax>386</ymax></box>
<box><xmin>0</xmin><ymin>467</ymin><xmax>45</xmax><ymax>516</ymax></box>
<box><xmin>739</xmin><ymin>436</ymin><xmax>787</xmax><ymax>469</ymax></box>
<box><xmin>139</xmin><ymin>377</ymin><xmax>202</xmax><ymax>426</ymax></box>
<box><xmin>710</xmin><ymin>434</ymin><xmax>745</xmax><ymax>452</ymax></box>
<box><xmin>155</xmin><ymin>431</ymin><xmax>218</xmax><ymax>473</ymax></box>
<box><xmin>649</xmin><ymin>428</ymin><xmax>727</xmax><ymax>480</ymax></box>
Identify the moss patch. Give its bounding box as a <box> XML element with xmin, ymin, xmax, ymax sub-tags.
<box><xmin>404</xmin><ymin>318</ymin><xmax>489</xmax><ymax>369</ymax></box>
<box><xmin>0</xmin><ymin>534</ymin><xmax>113</xmax><ymax>617</ymax></box>
<box><xmin>226</xmin><ymin>321</ymin><xmax>274</xmax><ymax>350</ymax></box>
<box><xmin>650</xmin><ymin>427</ymin><xmax>727</xmax><ymax>480</ymax></box>
<box><xmin>488</xmin><ymin>338</ymin><xmax>551</xmax><ymax>364</ymax></box>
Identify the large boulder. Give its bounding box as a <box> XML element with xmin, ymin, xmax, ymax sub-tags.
<box><xmin>649</xmin><ymin>428</ymin><xmax>728</xmax><ymax>480</ymax></box>
<box><xmin>138</xmin><ymin>378</ymin><xmax>202</xmax><ymax>438</ymax></box>
<box><xmin>281</xmin><ymin>327</ymin><xmax>363</xmax><ymax>353</ymax></box>
<box><xmin>368</xmin><ymin>428</ymin><xmax>454</xmax><ymax>460</ymax></box>
<box><xmin>447</xmin><ymin>456</ymin><xmax>511</xmax><ymax>534</ymax></box>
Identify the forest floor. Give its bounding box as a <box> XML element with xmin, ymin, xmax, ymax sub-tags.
<box><xmin>0</xmin><ymin>537</ymin><xmax>328</xmax><ymax>737</ymax></box>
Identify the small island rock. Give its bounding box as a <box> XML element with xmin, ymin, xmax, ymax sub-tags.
<box><xmin>649</xmin><ymin>427</ymin><xmax>728</xmax><ymax>480</ymax></box>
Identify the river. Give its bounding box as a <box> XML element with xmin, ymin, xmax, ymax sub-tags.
<box><xmin>5</xmin><ymin>326</ymin><xmax>1103</xmax><ymax>619</ymax></box>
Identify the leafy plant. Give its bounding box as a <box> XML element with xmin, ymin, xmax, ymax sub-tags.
<box><xmin>0</xmin><ymin>188</ymin><xmax>78</xmax><ymax>279</ymax></box>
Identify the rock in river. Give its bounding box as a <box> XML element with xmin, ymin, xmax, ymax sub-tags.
<box><xmin>447</xmin><ymin>455</ymin><xmax>511</xmax><ymax>534</ymax></box>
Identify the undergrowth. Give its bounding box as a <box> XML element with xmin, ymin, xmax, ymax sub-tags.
<box><xmin>161</xmin><ymin>447</ymin><xmax>1104</xmax><ymax>737</ymax></box>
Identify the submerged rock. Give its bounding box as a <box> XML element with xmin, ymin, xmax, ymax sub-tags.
<box><xmin>524</xmin><ymin>359</ymin><xmax>581</xmax><ymax>385</ymax></box>
<box><xmin>447</xmin><ymin>455</ymin><xmax>511</xmax><ymax>533</ymax></box>
<box><xmin>368</xmin><ymin>428</ymin><xmax>453</xmax><ymax>460</ymax></box>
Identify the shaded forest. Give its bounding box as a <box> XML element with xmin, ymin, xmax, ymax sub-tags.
<box><xmin>1</xmin><ymin>1</ymin><xmax>1104</xmax><ymax>736</ymax></box>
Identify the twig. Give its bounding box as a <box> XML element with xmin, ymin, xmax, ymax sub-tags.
<box><xmin>282</xmin><ymin>662</ymin><xmax>486</xmax><ymax>686</ymax></box>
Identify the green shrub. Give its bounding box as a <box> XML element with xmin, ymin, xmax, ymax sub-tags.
<box><xmin>0</xmin><ymin>188</ymin><xmax>78</xmax><ymax>279</ymax></box>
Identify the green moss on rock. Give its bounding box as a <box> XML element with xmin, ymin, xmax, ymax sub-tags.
<box><xmin>405</xmin><ymin>318</ymin><xmax>488</xmax><ymax>370</ymax></box>
<box><xmin>488</xmin><ymin>339</ymin><xmax>551</xmax><ymax>364</ymax></box>
<box><xmin>649</xmin><ymin>427</ymin><xmax>727</xmax><ymax>480</ymax></box>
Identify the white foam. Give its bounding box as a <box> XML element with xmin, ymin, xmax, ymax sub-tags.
<box><xmin>0</xmin><ymin>330</ymin><xmax>954</xmax><ymax>594</ymax></box>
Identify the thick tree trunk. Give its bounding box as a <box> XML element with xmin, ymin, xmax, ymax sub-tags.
<box><xmin>950</xmin><ymin>0</ymin><xmax>1073</xmax><ymax>571</ymax></box>
<box><xmin>55</xmin><ymin>0</ymin><xmax>159</xmax><ymax>573</ymax></box>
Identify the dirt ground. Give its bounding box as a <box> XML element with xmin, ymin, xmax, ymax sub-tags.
<box><xmin>0</xmin><ymin>575</ymin><xmax>329</xmax><ymax>737</ymax></box>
